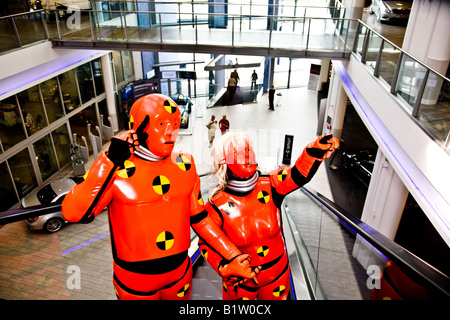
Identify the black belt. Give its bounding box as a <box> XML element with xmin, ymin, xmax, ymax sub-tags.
<box><xmin>113</xmin><ymin>257</ymin><xmax>191</xmax><ymax>296</ymax></box>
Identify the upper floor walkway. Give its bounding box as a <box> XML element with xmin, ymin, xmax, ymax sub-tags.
<box><xmin>1</xmin><ymin>3</ymin><xmax>448</xmax><ymax>150</ymax></box>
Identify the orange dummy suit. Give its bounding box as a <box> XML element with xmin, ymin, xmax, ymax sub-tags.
<box><xmin>199</xmin><ymin>134</ymin><xmax>339</xmax><ymax>300</ymax></box>
<box><xmin>62</xmin><ymin>94</ymin><xmax>257</xmax><ymax>300</ymax></box>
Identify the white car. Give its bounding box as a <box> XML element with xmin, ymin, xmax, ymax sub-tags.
<box><xmin>23</xmin><ymin>177</ymin><xmax>81</xmax><ymax>232</ymax></box>
<box><xmin>370</xmin><ymin>0</ymin><xmax>412</xmax><ymax>23</ymax></box>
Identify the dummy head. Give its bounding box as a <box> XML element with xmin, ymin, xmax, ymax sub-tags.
<box><xmin>211</xmin><ymin>132</ymin><xmax>258</xmax><ymax>191</ymax></box>
<box><xmin>128</xmin><ymin>93</ymin><xmax>181</xmax><ymax>157</ymax></box>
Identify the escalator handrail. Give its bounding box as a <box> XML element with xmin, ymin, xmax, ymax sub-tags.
<box><xmin>0</xmin><ymin>202</ymin><xmax>62</xmax><ymax>225</ymax></box>
<box><xmin>301</xmin><ymin>186</ymin><xmax>450</xmax><ymax>298</ymax></box>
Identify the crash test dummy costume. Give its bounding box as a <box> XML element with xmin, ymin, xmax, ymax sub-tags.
<box><xmin>62</xmin><ymin>94</ymin><xmax>258</xmax><ymax>300</ymax></box>
<box><xmin>199</xmin><ymin>133</ymin><xmax>339</xmax><ymax>300</ymax></box>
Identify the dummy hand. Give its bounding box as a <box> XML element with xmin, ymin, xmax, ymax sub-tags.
<box><xmin>305</xmin><ymin>134</ymin><xmax>339</xmax><ymax>159</ymax></box>
<box><xmin>218</xmin><ymin>254</ymin><xmax>262</xmax><ymax>286</ymax></box>
<box><xmin>107</xmin><ymin>115</ymin><xmax>149</xmax><ymax>166</ymax></box>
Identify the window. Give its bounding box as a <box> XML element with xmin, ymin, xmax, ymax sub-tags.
<box><xmin>58</xmin><ymin>69</ymin><xmax>81</xmax><ymax>114</ymax></box>
<box><xmin>8</xmin><ymin>148</ymin><xmax>37</xmax><ymax>200</ymax></box>
<box><xmin>33</xmin><ymin>134</ymin><xmax>58</xmax><ymax>181</ymax></box>
<box><xmin>40</xmin><ymin>77</ymin><xmax>65</xmax><ymax>124</ymax></box>
<box><xmin>0</xmin><ymin>95</ymin><xmax>27</xmax><ymax>151</ymax></box>
<box><xmin>52</xmin><ymin>124</ymin><xmax>71</xmax><ymax>169</ymax></box>
<box><xmin>92</xmin><ymin>58</ymin><xmax>105</xmax><ymax>95</ymax></box>
<box><xmin>0</xmin><ymin>162</ymin><xmax>18</xmax><ymax>211</ymax></box>
<box><xmin>76</xmin><ymin>62</ymin><xmax>96</xmax><ymax>104</ymax></box>
<box><xmin>17</xmin><ymin>85</ymin><xmax>48</xmax><ymax>136</ymax></box>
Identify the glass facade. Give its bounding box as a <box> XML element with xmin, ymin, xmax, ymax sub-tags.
<box><xmin>0</xmin><ymin>51</ymin><xmax>135</xmax><ymax>210</ymax></box>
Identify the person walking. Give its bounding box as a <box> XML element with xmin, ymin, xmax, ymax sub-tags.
<box><xmin>268</xmin><ymin>84</ymin><xmax>275</xmax><ymax>111</ymax></box>
<box><xmin>251</xmin><ymin>70</ymin><xmax>258</xmax><ymax>91</ymax></box>
<box><xmin>219</xmin><ymin>115</ymin><xmax>230</xmax><ymax>135</ymax></box>
<box><xmin>207</xmin><ymin>115</ymin><xmax>218</xmax><ymax>146</ymax></box>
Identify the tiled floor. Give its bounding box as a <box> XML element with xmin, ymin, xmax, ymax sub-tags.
<box><xmin>0</xmin><ymin>86</ymin><xmax>360</xmax><ymax>300</ymax></box>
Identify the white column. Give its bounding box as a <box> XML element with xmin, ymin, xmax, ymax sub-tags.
<box><xmin>322</xmin><ymin>68</ymin><xmax>347</xmax><ymax>139</ymax></box>
<box><xmin>342</xmin><ymin>0</ymin><xmax>365</xmax><ymax>20</ymax></box>
<box><xmin>402</xmin><ymin>0</ymin><xmax>450</xmax><ymax>105</ymax></box>
<box><xmin>352</xmin><ymin>149</ymin><xmax>409</xmax><ymax>269</ymax></box>
<box><xmin>317</xmin><ymin>60</ymin><xmax>330</xmax><ymax>91</ymax></box>
<box><xmin>361</xmin><ymin>149</ymin><xmax>409</xmax><ymax>240</ymax></box>
<box><xmin>132</xmin><ymin>51</ymin><xmax>143</xmax><ymax>81</ymax></box>
<box><xmin>101</xmin><ymin>53</ymin><xmax>119</xmax><ymax>133</ymax></box>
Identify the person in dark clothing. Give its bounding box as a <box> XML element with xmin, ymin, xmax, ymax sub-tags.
<box><xmin>251</xmin><ymin>70</ymin><xmax>258</xmax><ymax>90</ymax></box>
<box><xmin>268</xmin><ymin>84</ymin><xmax>275</xmax><ymax>111</ymax></box>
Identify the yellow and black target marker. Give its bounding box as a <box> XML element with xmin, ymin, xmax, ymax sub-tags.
<box><xmin>164</xmin><ymin>100</ymin><xmax>178</xmax><ymax>114</ymax></box>
<box><xmin>198</xmin><ymin>192</ymin><xmax>204</xmax><ymax>206</ymax></box>
<box><xmin>257</xmin><ymin>190</ymin><xmax>270</xmax><ymax>204</ymax></box>
<box><xmin>152</xmin><ymin>175</ymin><xmax>170</xmax><ymax>195</ymax></box>
<box><xmin>177</xmin><ymin>284</ymin><xmax>190</xmax><ymax>298</ymax></box>
<box><xmin>117</xmin><ymin>160</ymin><xmax>136</xmax><ymax>178</ymax></box>
<box><xmin>257</xmin><ymin>245</ymin><xmax>269</xmax><ymax>257</ymax></box>
<box><xmin>156</xmin><ymin>231</ymin><xmax>174</xmax><ymax>250</ymax></box>
<box><xmin>176</xmin><ymin>155</ymin><xmax>191</xmax><ymax>171</ymax></box>
<box><xmin>128</xmin><ymin>115</ymin><xmax>134</xmax><ymax>130</ymax></box>
<box><xmin>83</xmin><ymin>169</ymin><xmax>90</xmax><ymax>180</ymax></box>
<box><xmin>201</xmin><ymin>248</ymin><xmax>208</xmax><ymax>260</ymax></box>
<box><xmin>273</xmin><ymin>285</ymin><xmax>286</xmax><ymax>297</ymax></box>
<box><xmin>277</xmin><ymin>169</ymin><xmax>288</xmax><ymax>182</ymax></box>
<box><xmin>221</xmin><ymin>201</ymin><xmax>237</xmax><ymax>216</ymax></box>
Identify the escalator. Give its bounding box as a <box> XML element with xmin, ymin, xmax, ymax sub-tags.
<box><xmin>0</xmin><ymin>184</ymin><xmax>449</xmax><ymax>300</ymax></box>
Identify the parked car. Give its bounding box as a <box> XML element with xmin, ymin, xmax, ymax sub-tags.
<box><xmin>341</xmin><ymin>148</ymin><xmax>376</xmax><ymax>188</ymax></box>
<box><xmin>171</xmin><ymin>93</ymin><xmax>192</xmax><ymax>129</ymax></box>
<box><xmin>23</xmin><ymin>177</ymin><xmax>83</xmax><ymax>232</ymax></box>
<box><xmin>171</xmin><ymin>93</ymin><xmax>192</xmax><ymax>114</ymax></box>
<box><xmin>369</xmin><ymin>0</ymin><xmax>412</xmax><ymax>23</ymax></box>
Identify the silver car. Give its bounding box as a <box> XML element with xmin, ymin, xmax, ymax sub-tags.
<box><xmin>370</xmin><ymin>0</ymin><xmax>413</xmax><ymax>22</ymax></box>
<box><xmin>23</xmin><ymin>177</ymin><xmax>80</xmax><ymax>233</ymax></box>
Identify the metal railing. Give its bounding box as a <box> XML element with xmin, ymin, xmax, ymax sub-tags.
<box><xmin>285</xmin><ymin>186</ymin><xmax>450</xmax><ymax>300</ymax></box>
<box><xmin>353</xmin><ymin>21</ymin><xmax>450</xmax><ymax>149</ymax></box>
<box><xmin>1</xmin><ymin>5</ymin><xmax>448</xmax><ymax>149</ymax></box>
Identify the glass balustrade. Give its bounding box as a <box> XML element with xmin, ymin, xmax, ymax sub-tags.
<box><xmin>284</xmin><ymin>187</ymin><xmax>449</xmax><ymax>300</ymax></box>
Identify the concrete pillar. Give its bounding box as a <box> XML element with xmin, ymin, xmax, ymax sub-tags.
<box><xmin>402</xmin><ymin>0</ymin><xmax>450</xmax><ymax>105</ymax></box>
<box><xmin>361</xmin><ymin>149</ymin><xmax>409</xmax><ymax>240</ymax></box>
<box><xmin>343</xmin><ymin>0</ymin><xmax>365</xmax><ymax>20</ymax></box>
<box><xmin>352</xmin><ymin>149</ymin><xmax>409</xmax><ymax>269</ymax></box>
<box><xmin>101</xmin><ymin>53</ymin><xmax>119</xmax><ymax>133</ymax></box>
<box><xmin>322</xmin><ymin>68</ymin><xmax>347</xmax><ymax>139</ymax></box>
<box><xmin>317</xmin><ymin>60</ymin><xmax>330</xmax><ymax>91</ymax></box>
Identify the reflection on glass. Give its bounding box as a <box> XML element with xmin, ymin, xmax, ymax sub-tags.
<box><xmin>52</xmin><ymin>124</ymin><xmax>71</xmax><ymax>169</ymax></box>
<box><xmin>69</xmin><ymin>104</ymin><xmax>99</xmax><ymax>154</ymax></box>
<box><xmin>396</xmin><ymin>55</ymin><xmax>427</xmax><ymax>111</ymax></box>
<box><xmin>40</xmin><ymin>77</ymin><xmax>64</xmax><ymax>124</ymax></box>
<box><xmin>92</xmin><ymin>58</ymin><xmax>105</xmax><ymax>95</ymax></box>
<box><xmin>0</xmin><ymin>95</ymin><xmax>27</xmax><ymax>151</ymax></box>
<box><xmin>122</xmin><ymin>51</ymin><xmax>134</xmax><ymax>81</ymax></box>
<box><xmin>97</xmin><ymin>99</ymin><xmax>109</xmax><ymax>126</ymax></box>
<box><xmin>0</xmin><ymin>161</ymin><xmax>18</xmax><ymax>211</ymax></box>
<box><xmin>33</xmin><ymin>134</ymin><xmax>58</xmax><ymax>182</ymax></box>
<box><xmin>417</xmin><ymin>73</ymin><xmax>450</xmax><ymax>142</ymax></box>
<box><xmin>0</xmin><ymin>19</ymin><xmax>19</xmax><ymax>52</ymax></box>
<box><xmin>112</xmin><ymin>51</ymin><xmax>124</xmax><ymax>84</ymax></box>
<box><xmin>17</xmin><ymin>85</ymin><xmax>48</xmax><ymax>136</ymax></box>
<box><xmin>58</xmin><ymin>70</ymin><xmax>81</xmax><ymax>113</ymax></box>
<box><xmin>8</xmin><ymin>148</ymin><xmax>37</xmax><ymax>200</ymax></box>
<box><xmin>365</xmin><ymin>31</ymin><xmax>383</xmax><ymax>70</ymax></box>
<box><xmin>378</xmin><ymin>41</ymin><xmax>400</xmax><ymax>85</ymax></box>
<box><xmin>76</xmin><ymin>62</ymin><xmax>95</xmax><ymax>104</ymax></box>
